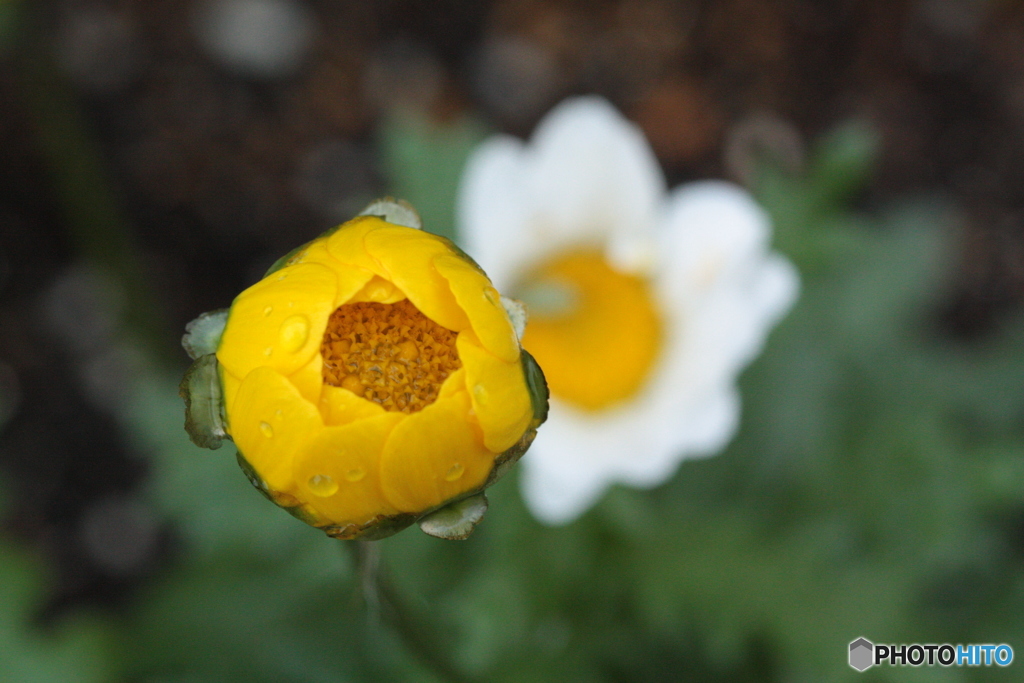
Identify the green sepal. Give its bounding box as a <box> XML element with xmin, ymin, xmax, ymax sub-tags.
<box><xmin>234</xmin><ymin>449</ymin><xmax>272</xmax><ymax>501</ymax></box>
<box><xmin>277</xmin><ymin>499</ymin><xmax>321</xmax><ymax>526</ymax></box>
<box><xmin>263</xmin><ymin>223</ymin><xmax>351</xmax><ymax>278</ymax></box>
<box><xmin>179</xmin><ymin>354</ymin><xmax>227</xmax><ymax>450</ymax></box>
<box><xmin>485</xmin><ymin>426</ymin><xmax>537</xmax><ymax>490</ymax></box>
<box><xmin>181</xmin><ymin>309</ymin><xmax>229</xmax><ymax>360</ymax></box>
<box><xmin>321</xmin><ymin>514</ymin><xmax>417</xmax><ymax>541</ymax></box>
<box><xmin>437</xmin><ymin>235</ymin><xmax>486</xmax><ymax>274</ymax></box>
<box><xmin>358</xmin><ymin>197</ymin><xmax>422</xmax><ymax>230</ymax></box>
<box><xmin>235</xmin><ymin>449</ymin><xmax>323</xmax><ymax>526</ymax></box>
<box><xmin>418</xmin><ymin>493</ymin><xmax>489</xmax><ymax>540</ymax></box>
<box><xmin>521</xmin><ymin>349</ymin><xmax>549</xmax><ymax>426</ymax></box>
<box><xmin>263</xmin><ymin>241</ymin><xmax>311</xmax><ymax>278</ymax></box>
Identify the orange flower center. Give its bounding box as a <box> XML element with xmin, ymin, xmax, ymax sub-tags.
<box><xmin>518</xmin><ymin>249</ymin><xmax>662</xmax><ymax>411</ymax></box>
<box><xmin>320</xmin><ymin>300</ymin><xmax>461</xmax><ymax>413</ymax></box>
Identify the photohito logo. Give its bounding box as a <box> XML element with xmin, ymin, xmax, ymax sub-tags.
<box><xmin>849</xmin><ymin>638</ymin><xmax>1013</xmax><ymax>671</ymax></box>
<box><xmin>849</xmin><ymin>638</ymin><xmax>874</xmax><ymax>672</ymax></box>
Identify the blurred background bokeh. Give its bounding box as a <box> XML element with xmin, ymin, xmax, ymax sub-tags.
<box><xmin>3</xmin><ymin>0</ymin><xmax>1024</xmax><ymax>680</ymax></box>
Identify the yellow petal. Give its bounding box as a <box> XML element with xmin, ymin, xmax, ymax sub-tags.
<box><xmin>379</xmin><ymin>390</ymin><xmax>494</xmax><ymax>512</ymax></box>
<box><xmin>293</xmin><ymin>412</ymin><xmax>405</xmax><ymax>525</ymax></box>
<box><xmin>349</xmin><ymin>274</ymin><xmax>407</xmax><ymax>304</ymax></box>
<box><xmin>438</xmin><ymin>367</ymin><xmax>467</xmax><ymax>399</ymax></box>
<box><xmin>218</xmin><ymin>260</ymin><xmax>374</xmax><ymax>381</ymax></box>
<box><xmin>220</xmin><ymin>366</ymin><xmax>243</xmax><ymax>430</ymax></box>
<box><xmin>457</xmin><ymin>332</ymin><xmax>531</xmax><ymax>453</ymax></box>
<box><xmin>229</xmin><ymin>366</ymin><xmax>323</xmax><ymax>493</ymax></box>
<box><xmin>332</xmin><ymin>266</ymin><xmax>377</xmax><ymax>307</ymax></box>
<box><xmin>318</xmin><ymin>384</ymin><xmax>386</xmax><ymax>426</ymax></box>
<box><xmin>434</xmin><ymin>253</ymin><xmax>519</xmax><ymax>362</ymax></box>
<box><xmin>361</xmin><ymin>224</ymin><xmax>471</xmax><ymax>334</ymax></box>
<box><xmin>288</xmin><ymin>353</ymin><xmax>325</xmax><ymax>406</ymax></box>
<box><xmin>288</xmin><ymin>237</ymin><xmax>337</xmax><ymax>269</ymax></box>
<box><xmin>324</xmin><ymin>216</ymin><xmax>389</xmax><ymax>275</ymax></box>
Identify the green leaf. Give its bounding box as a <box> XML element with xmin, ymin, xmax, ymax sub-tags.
<box><xmin>806</xmin><ymin>120</ymin><xmax>879</xmax><ymax>208</ymax></box>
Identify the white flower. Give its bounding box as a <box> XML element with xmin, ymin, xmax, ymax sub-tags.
<box><xmin>457</xmin><ymin>97</ymin><xmax>799</xmax><ymax>524</ymax></box>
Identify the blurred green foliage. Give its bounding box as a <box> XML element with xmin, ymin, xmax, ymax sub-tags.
<box><xmin>0</xmin><ymin>496</ymin><xmax>114</xmax><ymax>683</ymax></box>
<box><xmin>6</xmin><ymin>118</ymin><xmax>1024</xmax><ymax>682</ymax></box>
<box><xmin>378</xmin><ymin>112</ymin><xmax>489</xmax><ymax>244</ymax></box>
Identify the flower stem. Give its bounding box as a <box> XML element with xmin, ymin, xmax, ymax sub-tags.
<box><xmin>346</xmin><ymin>540</ymin><xmax>471</xmax><ymax>683</ymax></box>
<box><xmin>356</xmin><ymin>540</ymin><xmax>381</xmax><ymax>625</ymax></box>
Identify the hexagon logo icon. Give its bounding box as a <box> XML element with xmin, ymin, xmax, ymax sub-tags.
<box><xmin>849</xmin><ymin>638</ymin><xmax>874</xmax><ymax>671</ymax></box>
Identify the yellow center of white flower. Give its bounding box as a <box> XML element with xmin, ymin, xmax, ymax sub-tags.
<box><xmin>320</xmin><ymin>300</ymin><xmax>461</xmax><ymax>413</ymax></box>
<box><xmin>517</xmin><ymin>249</ymin><xmax>661</xmax><ymax>411</ymax></box>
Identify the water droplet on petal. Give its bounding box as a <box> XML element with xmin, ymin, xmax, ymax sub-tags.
<box><xmin>473</xmin><ymin>384</ymin><xmax>488</xmax><ymax>405</ymax></box>
<box><xmin>444</xmin><ymin>462</ymin><xmax>464</xmax><ymax>481</ymax></box>
<box><xmin>308</xmin><ymin>474</ymin><xmax>338</xmax><ymax>497</ymax></box>
<box><xmin>259</xmin><ymin>421</ymin><xmax>273</xmax><ymax>438</ymax></box>
<box><xmin>484</xmin><ymin>287</ymin><xmax>499</xmax><ymax>305</ymax></box>
<box><xmin>279</xmin><ymin>315</ymin><xmax>309</xmax><ymax>353</ymax></box>
<box><xmin>263</xmin><ymin>306</ymin><xmax>273</xmax><ymax>316</ymax></box>
<box><xmin>263</xmin><ymin>347</ymin><xmax>273</xmax><ymax>357</ymax></box>
<box><xmin>345</xmin><ymin>467</ymin><xmax>365</xmax><ymax>482</ymax></box>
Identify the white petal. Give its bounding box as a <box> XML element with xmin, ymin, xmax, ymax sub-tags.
<box><xmin>519</xmin><ymin>385</ymin><xmax>740</xmax><ymax>524</ymax></box>
<box><xmin>459</xmin><ymin>96</ymin><xmax>667</xmax><ymax>284</ymax></box>
<box><xmin>751</xmin><ymin>254</ymin><xmax>801</xmax><ymax>332</ymax></box>
<box><xmin>519</xmin><ymin>400</ymin><xmax>639</xmax><ymax>525</ymax></box>
<box><xmin>525</xmin><ymin>97</ymin><xmax>666</xmax><ymax>271</ymax></box>
<box><xmin>457</xmin><ymin>135</ymin><xmax>533</xmax><ymax>291</ymax></box>
<box><xmin>519</xmin><ymin>442</ymin><xmax>609</xmax><ymax>525</ymax></box>
<box><xmin>656</xmin><ymin>180</ymin><xmax>772</xmax><ymax>299</ymax></box>
<box><xmin>699</xmin><ymin>254</ymin><xmax>799</xmax><ymax>375</ymax></box>
<box><xmin>648</xmin><ymin>179</ymin><xmax>798</xmax><ymax>397</ymax></box>
<box><xmin>635</xmin><ymin>387</ymin><xmax>740</xmax><ymax>480</ymax></box>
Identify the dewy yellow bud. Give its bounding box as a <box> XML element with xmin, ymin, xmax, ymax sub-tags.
<box><xmin>179</xmin><ymin>199</ymin><xmax>548</xmax><ymax>541</ymax></box>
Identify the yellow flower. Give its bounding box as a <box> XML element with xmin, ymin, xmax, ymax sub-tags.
<box><xmin>180</xmin><ymin>199</ymin><xmax>547</xmax><ymax>540</ymax></box>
